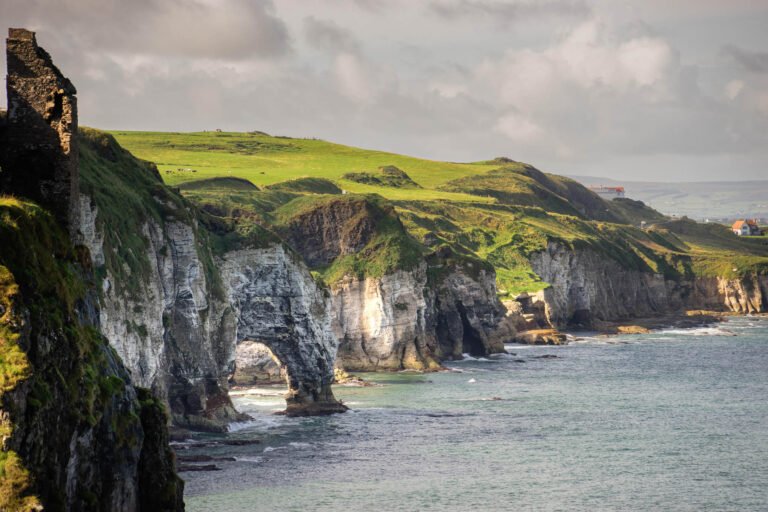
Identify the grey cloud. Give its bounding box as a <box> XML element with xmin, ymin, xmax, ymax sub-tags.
<box><xmin>428</xmin><ymin>0</ymin><xmax>591</xmax><ymax>23</ymax></box>
<box><xmin>723</xmin><ymin>45</ymin><xmax>768</xmax><ymax>73</ymax></box>
<box><xmin>350</xmin><ymin>0</ymin><xmax>391</xmax><ymax>11</ymax></box>
<box><xmin>304</xmin><ymin>17</ymin><xmax>360</xmax><ymax>54</ymax></box>
<box><xmin>0</xmin><ymin>1</ymin><xmax>765</xmax><ymax>182</ymax></box>
<box><xmin>0</xmin><ymin>0</ymin><xmax>291</xmax><ymax>60</ymax></box>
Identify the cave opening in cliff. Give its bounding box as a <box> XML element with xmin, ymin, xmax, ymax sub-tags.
<box><xmin>230</xmin><ymin>340</ymin><xmax>288</xmax><ymax>392</ymax></box>
<box><xmin>457</xmin><ymin>302</ymin><xmax>486</xmax><ymax>357</ymax></box>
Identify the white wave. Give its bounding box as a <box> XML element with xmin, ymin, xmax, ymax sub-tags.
<box><xmin>263</xmin><ymin>446</ymin><xmax>286</xmax><ymax>453</ymax></box>
<box><xmin>659</xmin><ymin>327</ymin><xmax>735</xmax><ymax>337</ymax></box>
<box><xmin>235</xmin><ymin>456</ymin><xmax>263</xmax><ymax>463</ymax></box>
<box><xmin>230</xmin><ymin>387</ymin><xmax>286</xmax><ymax>397</ymax></box>
<box><xmin>235</xmin><ymin>399</ymin><xmax>285</xmax><ymax>408</ymax></box>
<box><xmin>488</xmin><ymin>353</ymin><xmax>517</xmax><ymax>359</ymax></box>
<box><xmin>227</xmin><ymin>420</ymin><xmax>262</xmax><ymax>433</ymax></box>
<box><xmin>289</xmin><ymin>442</ymin><xmax>312</xmax><ymax>449</ymax></box>
<box><xmin>467</xmin><ymin>378</ymin><xmax>477</xmax><ymax>383</ymax></box>
<box><xmin>451</xmin><ymin>354</ymin><xmax>492</xmax><ymax>362</ymax></box>
<box><xmin>568</xmin><ymin>337</ymin><xmax>607</xmax><ymax>345</ymax></box>
<box><xmin>227</xmin><ymin>413</ymin><xmax>285</xmax><ymax>432</ymax></box>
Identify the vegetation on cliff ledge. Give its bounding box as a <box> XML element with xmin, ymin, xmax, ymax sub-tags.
<box><xmin>79</xmin><ymin>127</ymin><xmax>224</xmax><ymax>300</ymax></box>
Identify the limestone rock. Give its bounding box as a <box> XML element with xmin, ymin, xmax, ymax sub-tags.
<box><xmin>530</xmin><ymin>241</ymin><xmax>767</xmax><ymax>329</ymax></box>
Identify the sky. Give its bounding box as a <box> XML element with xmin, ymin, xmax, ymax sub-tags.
<box><xmin>1</xmin><ymin>0</ymin><xmax>767</xmax><ymax>181</ymax></box>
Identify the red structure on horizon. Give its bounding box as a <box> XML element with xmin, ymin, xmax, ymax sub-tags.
<box><xmin>589</xmin><ymin>185</ymin><xmax>626</xmax><ymax>199</ymax></box>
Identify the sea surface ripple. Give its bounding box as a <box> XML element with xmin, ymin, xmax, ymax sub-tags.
<box><xmin>184</xmin><ymin>317</ymin><xmax>768</xmax><ymax>511</ymax></box>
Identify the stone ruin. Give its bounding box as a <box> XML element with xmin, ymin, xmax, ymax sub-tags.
<box><xmin>0</xmin><ymin>28</ymin><xmax>79</xmax><ymax>232</ymax></box>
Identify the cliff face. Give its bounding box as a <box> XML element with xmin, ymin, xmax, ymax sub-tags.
<box><xmin>688</xmin><ymin>275</ymin><xmax>768</xmax><ymax>314</ymax></box>
<box><xmin>0</xmin><ymin>199</ymin><xmax>183</xmax><ymax>512</ymax></box>
<box><xmin>530</xmin><ymin>242</ymin><xmax>767</xmax><ymax>328</ymax></box>
<box><xmin>427</xmin><ymin>264</ymin><xmax>507</xmax><ymax>360</ymax></box>
<box><xmin>78</xmin><ymin>193</ymin><xmax>243</xmax><ymax>431</ymax></box>
<box><xmin>278</xmin><ymin>196</ymin><xmax>508</xmax><ymax>371</ymax></box>
<box><xmin>331</xmin><ymin>265</ymin><xmax>438</xmax><ymax>371</ymax></box>
<box><xmin>79</xmin><ymin>189</ymin><xmax>347</xmax><ymax>423</ymax></box>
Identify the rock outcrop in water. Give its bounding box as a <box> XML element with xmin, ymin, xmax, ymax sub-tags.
<box><xmin>221</xmin><ymin>247</ymin><xmax>345</xmax><ymax>415</ymax></box>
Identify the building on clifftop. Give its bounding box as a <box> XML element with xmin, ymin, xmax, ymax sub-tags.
<box><xmin>732</xmin><ymin>219</ymin><xmax>761</xmax><ymax>236</ymax></box>
<box><xmin>589</xmin><ymin>185</ymin><xmax>626</xmax><ymax>199</ymax></box>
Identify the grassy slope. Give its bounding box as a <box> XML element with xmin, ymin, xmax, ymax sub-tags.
<box><xmin>80</xmin><ymin>128</ymin><xmax>224</xmax><ymax>300</ymax></box>
<box><xmin>111</xmin><ymin>131</ymin><xmax>496</xmax><ymax>203</ymax></box>
<box><xmin>111</xmin><ymin>130</ymin><xmax>768</xmax><ymax>294</ymax></box>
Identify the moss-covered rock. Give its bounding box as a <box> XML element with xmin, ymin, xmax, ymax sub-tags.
<box><xmin>0</xmin><ymin>197</ymin><xmax>183</xmax><ymax>511</ymax></box>
<box><xmin>342</xmin><ymin>165</ymin><xmax>422</xmax><ymax>189</ymax></box>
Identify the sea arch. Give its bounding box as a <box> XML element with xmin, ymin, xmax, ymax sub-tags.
<box><xmin>222</xmin><ymin>245</ymin><xmax>347</xmax><ymax>416</ymax></box>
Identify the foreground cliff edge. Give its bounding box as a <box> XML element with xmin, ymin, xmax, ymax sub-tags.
<box><xmin>0</xmin><ymin>29</ymin><xmax>183</xmax><ymax>510</ymax></box>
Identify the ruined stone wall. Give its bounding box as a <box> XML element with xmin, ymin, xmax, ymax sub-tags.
<box><xmin>1</xmin><ymin>28</ymin><xmax>79</xmax><ymax>232</ymax></box>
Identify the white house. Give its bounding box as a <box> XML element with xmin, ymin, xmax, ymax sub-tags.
<box><xmin>732</xmin><ymin>219</ymin><xmax>761</xmax><ymax>236</ymax></box>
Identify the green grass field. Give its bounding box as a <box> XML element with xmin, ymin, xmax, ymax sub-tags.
<box><xmin>110</xmin><ymin>130</ymin><xmax>497</xmax><ymax>203</ymax></box>
<box><xmin>106</xmin><ymin>129</ymin><xmax>768</xmax><ymax>294</ymax></box>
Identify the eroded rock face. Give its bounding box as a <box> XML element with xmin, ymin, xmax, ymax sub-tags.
<box><xmin>331</xmin><ymin>263</ymin><xmax>507</xmax><ymax>370</ymax></box>
<box><xmin>280</xmin><ymin>197</ymin><xmax>378</xmax><ymax>267</ymax></box>
<box><xmin>79</xmin><ymin>197</ymin><xmax>242</xmax><ymax>431</ymax></box>
<box><xmin>221</xmin><ymin>247</ymin><xmax>346</xmax><ymax>415</ymax></box>
<box><xmin>688</xmin><ymin>275</ymin><xmax>768</xmax><ymax>314</ymax></box>
<box><xmin>332</xmin><ymin>265</ymin><xmax>438</xmax><ymax>370</ymax></box>
<box><xmin>531</xmin><ymin>242</ymin><xmax>767</xmax><ymax>328</ymax></box>
<box><xmin>428</xmin><ymin>265</ymin><xmax>507</xmax><ymax>359</ymax></box>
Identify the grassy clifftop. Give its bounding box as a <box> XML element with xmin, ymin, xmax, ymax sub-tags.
<box><xmin>79</xmin><ymin>128</ymin><xmax>225</xmax><ymax>299</ymax></box>
<box><xmin>112</xmin><ymin>130</ymin><xmax>768</xmax><ymax>293</ymax></box>
<box><xmin>111</xmin><ymin>131</ymin><xmax>495</xmax><ymax>203</ymax></box>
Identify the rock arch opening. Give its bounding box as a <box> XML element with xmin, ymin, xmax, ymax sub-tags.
<box><xmin>229</xmin><ymin>335</ymin><xmax>347</xmax><ymax>417</ymax></box>
<box><xmin>231</xmin><ymin>340</ymin><xmax>286</xmax><ymax>387</ymax></box>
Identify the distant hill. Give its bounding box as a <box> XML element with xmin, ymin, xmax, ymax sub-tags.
<box><xmin>570</xmin><ymin>175</ymin><xmax>768</xmax><ymax>221</ymax></box>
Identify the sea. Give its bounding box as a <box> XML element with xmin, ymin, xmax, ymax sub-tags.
<box><xmin>183</xmin><ymin>316</ymin><xmax>768</xmax><ymax>511</ymax></box>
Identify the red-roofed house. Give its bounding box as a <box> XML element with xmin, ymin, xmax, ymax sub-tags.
<box><xmin>732</xmin><ymin>219</ymin><xmax>761</xmax><ymax>236</ymax></box>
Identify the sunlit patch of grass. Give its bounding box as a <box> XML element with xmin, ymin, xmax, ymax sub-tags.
<box><xmin>107</xmin><ymin>129</ymin><xmax>768</xmax><ymax>291</ymax></box>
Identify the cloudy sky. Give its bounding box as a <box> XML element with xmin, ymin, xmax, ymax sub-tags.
<box><xmin>2</xmin><ymin>0</ymin><xmax>767</xmax><ymax>181</ymax></box>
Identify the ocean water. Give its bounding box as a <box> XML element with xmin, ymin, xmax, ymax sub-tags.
<box><xmin>183</xmin><ymin>317</ymin><xmax>768</xmax><ymax>511</ymax></box>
